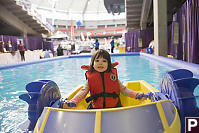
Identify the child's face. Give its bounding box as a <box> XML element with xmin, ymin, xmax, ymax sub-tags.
<box><xmin>93</xmin><ymin>57</ymin><xmax>108</xmax><ymax>72</ymax></box>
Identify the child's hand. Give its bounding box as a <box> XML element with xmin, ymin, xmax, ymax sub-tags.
<box><xmin>63</xmin><ymin>100</ymin><xmax>77</xmax><ymax>109</ymax></box>
<box><xmin>136</xmin><ymin>93</ymin><xmax>147</xmax><ymax>101</ymax></box>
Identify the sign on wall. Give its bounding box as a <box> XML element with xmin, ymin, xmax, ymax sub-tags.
<box><xmin>173</xmin><ymin>22</ymin><xmax>179</xmax><ymax>44</ymax></box>
<box><xmin>138</xmin><ymin>38</ymin><xmax>143</xmax><ymax>47</ymax></box>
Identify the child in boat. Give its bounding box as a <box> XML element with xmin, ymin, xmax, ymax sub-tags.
<box><xmin>63</xmin><ymin>49</ymin><xmax>146</xmax><ymax>109</ymax></box>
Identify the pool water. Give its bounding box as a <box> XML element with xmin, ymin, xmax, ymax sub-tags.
<box><xmin>0</xmin><ymin>55</ymin><xmax>197</xmax><ymax>132</ymax></box>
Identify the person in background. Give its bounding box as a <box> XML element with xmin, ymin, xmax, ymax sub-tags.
<box><xmin>5</xmin><ymin>41</ymin><xmax>9</xmax><ymax>52</ymax></box>
<box><xmin>71</xmin><ymin>44</ymin><xmax>75</xmax><ymax>54</ymax></box>
<box><xmin>18</xmin><ymin>40</ymin><xmax>25</xmax><ymax>61</ymax></box>
<box><xmin>0</xmin><ymin>41</ymin><xmax>5</xmax><ymax>53</ymax></box>
<box><xmin>148</xmin><ymin>40</ymin><xmax>154</xmax><ymax>49</ymax></box>
<box><xmin>62</xmin><ymin>49</ymin><xmax>146</xmax><ymax>109</ymax></box>
<box><xmin>94</xmin><ymin>39</ymin><xmax>99</xmax><ymax>51</ymax></box>
<box><xmin>8</xmin><ymin>40</ymin><xmax>12</xmax><ymax>52</ymax></box>
<box><xmin>110</xmin><ymin>36</ymin><xmax>114</xmax><ymax>53</ymax></box>
<box><xmin>7</xmin><ymin>40</ymin><xmax>12</xmax><ymax>52</ymax></box>
<box><xmin>57</xmin><ymin>44</ymin><xmax>64</xmax><ymax>56</ymax></box>
<box><xmin>146</xmin><ymin>40</ymin><xmax>154</xmax><ymax>54</ymax></box>
<box><xmin>44</xmin><ymin>49</ymin><xmax>50</xmax><ymax>58</ymax></box>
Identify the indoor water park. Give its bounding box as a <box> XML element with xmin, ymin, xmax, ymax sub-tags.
<box><xmin>0</xmin><ymin>0</ymin><xmax>199</xmax><ymax>133</ymax></box>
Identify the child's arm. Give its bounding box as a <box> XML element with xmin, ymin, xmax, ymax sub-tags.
<box><xmin>118</xmin><ymin>80</ymin><xmax>138</xmax><ymax>99</ymax></box>
<box><xmin>63</xmin><ymin>81</ymin><xmax>90</xmax><ymax>108</ymax></box>
<box><xmin>118</xmin><ymin>80</ymin><xmax>146</xmax><ymax>100</ymax></box>
<box><xmin>71</xmin><ymin>81</ymin><xmax>90</xmax><ymax>104</ymax></box>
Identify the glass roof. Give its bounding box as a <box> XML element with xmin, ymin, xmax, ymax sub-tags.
<box><xmin>29</xmin><ymin>0</ymin><xmax>126</xmax><ymax>20</ymax></box>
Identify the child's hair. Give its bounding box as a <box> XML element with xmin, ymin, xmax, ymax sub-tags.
<box><xmin>89</xmin><ymin>49</ymin><xmax>112</xmax><ymax>72</ymax></box>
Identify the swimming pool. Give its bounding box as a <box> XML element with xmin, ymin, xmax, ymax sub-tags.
<box><xmin>0</xmin><ymin>53</ymin><xmax>199</xmax><ymax>132</ymax></box>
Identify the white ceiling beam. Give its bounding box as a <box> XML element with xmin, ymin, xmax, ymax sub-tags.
<box><xmin>140</xmin><ymin>0</ymin><xmax>152</xmax><ymax>29</ymax></box>
<box><xmin>82</xmin><ymin>0</ymin><xmax>90</xmax><ymax>20</ymax></box>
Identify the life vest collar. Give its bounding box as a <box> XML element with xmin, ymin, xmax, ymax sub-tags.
<box><xmin>81</xmin><ymin>62</ymin><xmax>119</xmax><ymax>70</ymax></box>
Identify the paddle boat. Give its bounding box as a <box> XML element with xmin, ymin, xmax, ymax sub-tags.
<box><xmin>19</xmin><ymin>69</ymin><xmax>199</xmax><ymax>133</ymax></box>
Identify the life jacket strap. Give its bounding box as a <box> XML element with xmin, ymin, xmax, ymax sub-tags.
<box><xmin>85</xmin><ymin>92</ymin><xmax>119</xmax><ymax>103</ymax></box>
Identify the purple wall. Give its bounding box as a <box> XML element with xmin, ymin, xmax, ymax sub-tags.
<box><xmin>125</xmin><ymin>29</ymin><xmax>154</xmax><ymax>52</ymax></box>
<box><xmin>0</xmin><ymin>35</ymin><xmax>54</xmax><ymax>55</ymax></box>
<box><xmin>125</xmin><ymin>0</ymin><xmax>199</xmax><ymax>64</ymax></box>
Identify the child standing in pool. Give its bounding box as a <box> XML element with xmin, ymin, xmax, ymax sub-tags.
<box><xmin>63</xmin><ymin>49</ymin><xmax>146</xmax><ymax>109</ymax></box>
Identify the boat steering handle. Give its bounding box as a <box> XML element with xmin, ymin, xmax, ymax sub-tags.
<box><xmin>136</xmin><ymin>92</ymin><xmax>154</xmax><ymax>100</ymax></box>
<box><xmin>136</xmin><ymin>94</ymin><xmax>149</xmax><ymax>99</ymax></box>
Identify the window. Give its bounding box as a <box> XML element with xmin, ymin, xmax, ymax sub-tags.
<box><xmin>117</xmin><ymin>24</ymin><xmax>125</xmax><ymax>27</ymax></box>
<box><xmin>98</xmin><ymin>25</ymin><xmax>105</xmax><ymax>28</ymax></box>
<box><xmin>107</xmin><ymin>25</ymin><xmax>115</xmax><ymax>28</ymax></box>
<box><xmin>58</xmin><ymin>25</ymin><xmax>66</xmax><ymax>28</ymax></box>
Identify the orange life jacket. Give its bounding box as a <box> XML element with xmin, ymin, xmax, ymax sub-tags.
<box><xmin>81</xmin><ymin>62</ymin><xmax>121</xmax><ymax>109</ymax></box>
